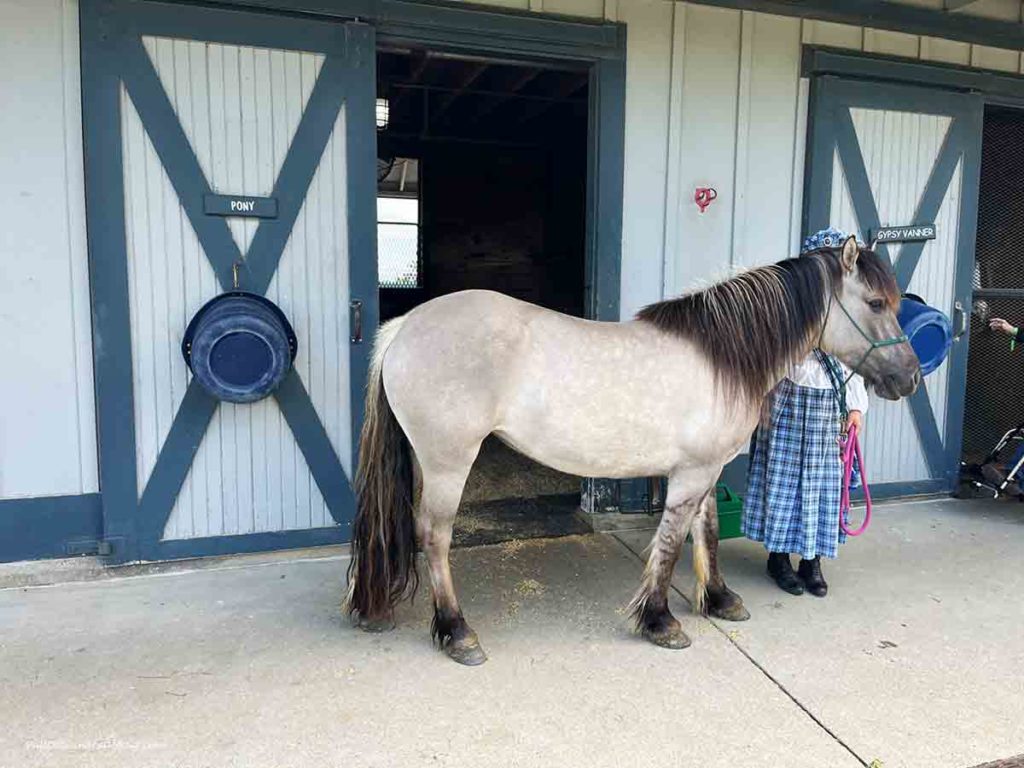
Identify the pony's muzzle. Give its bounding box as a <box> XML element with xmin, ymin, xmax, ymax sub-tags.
<box><xmin>862</xmin><ymin>340</ymin><xmax>921</xmax><ymax>401</ymax></box>
<box><xmin>875</xmin><ymin>366</ymin><xmax>921</xmax><ymax>400</ymax></box>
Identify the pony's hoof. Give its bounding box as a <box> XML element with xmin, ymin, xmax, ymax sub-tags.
<box><xmin>357</xmin><ymin>614</ymin><xmax>394</xmax><ymax>633</ymax></box>
<box><xmin>642</xmin><ymin>621</ymin><xmax>691</xmax><ymax>649</ymax></box>
<box><xmin>710</xmin><ymin>602</ymin><xmax>750</xmax><ymax>622</ymax></box>
<box><xmin>704</xmin><ymin>586</ymin><xmax>751</xmax><ymax>622</ymax></box>
<box><xmin>446</xmin><ymin>639</ymin><xmax>488</xmax><ymax>666</ymax></box>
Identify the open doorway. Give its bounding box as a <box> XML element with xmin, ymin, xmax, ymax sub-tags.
<box><xmin>375</xmin><ymin>48</ymin><xmax>591</xmax><ymax>545</ymax></box>
<box><xmin>963</xmin><ymin>106</ymin><xmax>1024</xmax><ymax>464</ymax></box>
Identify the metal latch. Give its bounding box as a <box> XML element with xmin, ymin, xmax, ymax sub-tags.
<box><xmin>350</xmin><ymin>299</ymin><xmax>363</xmax><ymax>344</ymax></box>
<box><xmin>953</xmin><ymin>300</ymin><xmax>967</xmax><ymax>341</ymax></box>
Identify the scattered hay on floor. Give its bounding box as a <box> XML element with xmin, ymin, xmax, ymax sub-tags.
<box><xmin>515</xmin><ymin>578</ymin><xmax>546</xmax><ymax>597</ymax></box>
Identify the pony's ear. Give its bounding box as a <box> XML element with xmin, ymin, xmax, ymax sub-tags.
<box><xmin>841</xmin><ymin>235</ymin><xmax>859</xmax><ymax>272</ymax></box>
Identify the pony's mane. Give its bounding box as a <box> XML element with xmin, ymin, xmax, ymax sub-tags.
<box><xmin>635</xmin><ymin>247</ymin><xmax>898</xmax><ymax>403</ymax></box>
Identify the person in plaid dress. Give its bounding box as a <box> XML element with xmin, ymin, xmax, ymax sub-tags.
<box><xmin>741</xmin><ymin>228</ymin><xmax>869</xmax><ymax>597</ymax></box>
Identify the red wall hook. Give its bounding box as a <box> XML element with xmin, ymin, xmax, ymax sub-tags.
<box><xmin>694</xmin><ymin>187</ymin><xmax>717</xmax><ymax>214</ymax></box>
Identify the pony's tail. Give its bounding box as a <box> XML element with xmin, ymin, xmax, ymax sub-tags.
<box><xmin>691</xmin><ymin>493</ymin><xmax>714</xmax><ymax>616</ymax></box>
<box><xmin>345</xmin><ymin>317</ymin><xmax>418</xmax><ymax>622</ymax></box>
<box><xmin>692</xmin><ymin>535</ymin><xmax>711</xmax><ymax>616</ymax></box>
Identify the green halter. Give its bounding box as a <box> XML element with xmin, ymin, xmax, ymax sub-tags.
<box><xmin>819</xmin><ymin>292</ymin><xmax>910</xmax><ymax>388</ymax></box>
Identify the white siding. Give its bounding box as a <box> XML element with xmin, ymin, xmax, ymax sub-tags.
<box><xmin>0</xmin><ymin>0</ymin><xmax>98</xmax><ymax>500</ymax></box>
<box><xmin>120</xmin><ymin>39</ymin><xmax>351</xmax><ymax>540</ymax></box>
<box><xmin>618</xmin><ymin>0</ymin><xmax>674</xmax><ymax>314</ymax></box>
<box><xmin>451</xmin><ymin>0</ymin><xmax>618</xmax><ymax>16</ymax></box>
<box><xmin>670</xmin><ymin>5</ymin><xmax>743</xmax><ymax>293</ymax></box>
<box><xmin>618</xmin><ymin>3</ymin><xmax>813</xmax><ymax>314</ymax></box>
<box><xmin>733</xmin><ymin>13</ymin><xmax>805</xmax><ymax>270</ymax></box>
<box><xmin>904</xmin><ymin>154</ymin><xmax>963</xmax><ymax>466</ymax></box>
<box><xmin>604</xmin><ymin>2</ymin><xmax>1024</xmax><ymax>318</ymax></box>
<box><xmin>544</xmin><ymin>0</ymin><xmax>605</xmax><ymax>17</ymax></box>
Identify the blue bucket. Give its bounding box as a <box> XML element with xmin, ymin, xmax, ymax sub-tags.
<box><xmin>898</xmin><ymin>293</ymin><xmax>952</xmax><ymax>376</ymax></box>
<box><xmin>182</xmin><ymin>292</ymin><xmax>297</xmax><ymax>403</ymax></box>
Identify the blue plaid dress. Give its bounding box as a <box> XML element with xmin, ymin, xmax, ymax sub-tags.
<box><xmin>742</xmin><ymin>378</ymin><xmax>847</xmax><ymax>559</ymax></box>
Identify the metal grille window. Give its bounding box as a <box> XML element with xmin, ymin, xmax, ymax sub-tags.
<box><xmin>963</xmin><ymin>297</ymin><xmax>1024</xmax><ymax>461</ymax></box>
<box><xmin>377</xmin><ymin>157</ymin><xmax>419</xmax><ymax>289</ymax></box>
<box><xmin>377</xmin><ymin>196</ymin><xmax>420</xmax><ymax>289</ymax></box>
<box><xmin>963</xmin><ymin>107</ymin><xmax>1024</xmax><ymax>461</ymax></box>
<box><xmin>972</xmin><ymin>108</ymin><xmax>1024</xmax><ymax>292</ymax></box>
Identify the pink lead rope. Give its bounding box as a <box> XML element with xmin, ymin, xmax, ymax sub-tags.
<box><xmin>839</xmin><ymin>424</ymin><xmax>871</xmax><ymax>536</ymax></box>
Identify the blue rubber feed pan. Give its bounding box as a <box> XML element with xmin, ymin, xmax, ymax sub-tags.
<box><xmin>182</xmin><ymin>292</ymin><xmax>297</xmax><ymax>404</ymax></box>
<box><xmin>898</xmin><ymin>293</ymin><xmax>952</xmax><ymax>377</ymax></box>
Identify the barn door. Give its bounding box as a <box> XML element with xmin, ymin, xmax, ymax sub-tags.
<box><xmin>81</xmin><ymin>1</ymin><xmax>378</xmax><ymax>561</ymax></box>
<box><xmin>805</xmin><ymin>77</ymin><xmax>982</xmax><ymax>495</ymax></box>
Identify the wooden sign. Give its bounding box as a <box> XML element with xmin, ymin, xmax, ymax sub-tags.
<box><xmin>871</xmin><ymin>224</ymin><xmax>936</xmax><ymax>243</ymax></box>
<box><xmin>203</xmin><ymin>194</ymin><xmax>278</xmax><ymax>219</ymax></box>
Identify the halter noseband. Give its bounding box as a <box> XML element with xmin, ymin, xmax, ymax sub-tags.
<box><xmin>819</xmin><ymin>291</ymin><xmax>909</xmax><ymax>385</ymax></box>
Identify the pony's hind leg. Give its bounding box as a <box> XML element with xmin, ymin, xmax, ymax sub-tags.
<box><xmin>691</xmin><ymin>493</ymin><xmax>750</xmax><ymax>622</ymax></box>
<box><xmin>628</xmin><ymin>468</ymin><xmax>725</xmax><ymax>649</ymax></box>
<box><xmin>628</xmin><ymin>472</ymin><xmax>716</xmax><ymax>649</ymax></box>
<box><xmin>416</xmin><ymin>462</ymin><xmax>487</xmax><ymax>666</ymax></box>
<box><xmin>629</xmin><ymin>499</ymin><xmax>697</xmax><ymax>648</ymax></box>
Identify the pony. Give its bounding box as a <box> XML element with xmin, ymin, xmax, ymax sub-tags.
<box><xmin>345</xmin><ymin>236</ymin><xmax>919</xmax><ymax>665</ymax></box>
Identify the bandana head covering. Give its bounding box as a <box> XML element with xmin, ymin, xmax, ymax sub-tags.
<box><xmin>801</xmin><ymin>227</ymin><xmax>853</xmax><ymax>254</ymax></box>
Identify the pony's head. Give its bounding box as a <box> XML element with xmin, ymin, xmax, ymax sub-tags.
<box><xmin>813</xmin><ymin>236</ymin><xmax>921</xmax><ymax>400</ymax></box>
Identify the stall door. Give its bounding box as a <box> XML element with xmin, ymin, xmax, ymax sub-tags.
<box><xmin>81</xmin><ymin>1</ymin><xmax>378</xmax><ymax>561</ymax></box>
<box><xmin>805</xmin><ymin>78</ymin><xmax>982</xmax><ymax>495</ymax></box>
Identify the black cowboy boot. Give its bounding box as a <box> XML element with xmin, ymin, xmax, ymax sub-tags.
<box><xmin>767</xmin><ymin>552</ymin><xmax>804</xmax><ymax>595</ymax></box>
<box><xmin>798</xmin><ymin>556</ymin><xmax>828</xmax><ymax>597</ymax></box>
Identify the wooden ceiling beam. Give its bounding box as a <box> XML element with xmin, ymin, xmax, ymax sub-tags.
<box><xmin>468</xmin><ymin>67</ymin><xmax>544</xmax><ymax>126</ymax></box>
<box><xmin>430</xmin><ymin>62</ymin><xmax>490</xmax><ymax>126</ymax></box>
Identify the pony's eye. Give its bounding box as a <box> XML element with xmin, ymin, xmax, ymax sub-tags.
<box><xmin>867</xmin><ymin>298</ymin><xmax>885</xmax><ymax>312</ymax></box>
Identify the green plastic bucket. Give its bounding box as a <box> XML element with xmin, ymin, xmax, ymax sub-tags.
<box><xmin>715</xmin><ymin>483</ymin><xmax>744</xmax><ymax>540</ymax></box>
<box><xmin>684</xmin><ymin>483</ymin><xmax>744</xmax><ymax>542</ymax></box>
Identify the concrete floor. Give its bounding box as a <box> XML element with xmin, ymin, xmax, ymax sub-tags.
<box><xmin>1</xmin><ymin>498</ymin><xmax>1022</xmax><ymax>768</ymax></box>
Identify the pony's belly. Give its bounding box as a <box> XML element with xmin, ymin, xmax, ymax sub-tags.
<box><xmin>493</xmin><ymin>426</ymin><xmax>675</xmax><ymax>479</ymax></box>
<box><xmin>494</xmin><ymin>333</ymin><xmax>748</xmax><ymax>478</ymax></box>
<box><xmin>495</xmin><ymin>380</ymin><xmax>755</xmax><ymax>480</ymax></box>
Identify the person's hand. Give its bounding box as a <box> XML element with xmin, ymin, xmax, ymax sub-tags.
<box><xmin>989</xmin><ymin>317</ymin><xmax>1017</xmax><ymax>336</ymax></box>
<box><xmin>846</xmin><ymin>410</ymin><xmax>863</xmax><ymax>436</ymax></box>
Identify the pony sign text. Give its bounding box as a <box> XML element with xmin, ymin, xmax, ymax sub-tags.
<box><xmin>202</xmin><ymin>193</ymin><xmax>279</xmax><ymax>219</ymax></box>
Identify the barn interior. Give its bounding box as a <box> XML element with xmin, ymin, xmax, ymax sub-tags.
<box><xmin>375</xmin><ymin>48</ymin><xmax>591</xmax><ymax>544</ymax></box>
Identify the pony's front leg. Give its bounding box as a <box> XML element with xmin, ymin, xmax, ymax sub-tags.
<box><xmin>691</xmin><ymin>493</ymin><xmax>750</xmax><ymax>622</ymax></box>
<box><xmin>628</xmin><ymin>469</ymin><xmax>718</xmax><ymax>649</ymax></box>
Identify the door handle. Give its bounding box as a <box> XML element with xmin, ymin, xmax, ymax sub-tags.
<box><xmin>953</xmin><ymin>300</ymin><xmax>967</xmax><ymax>341</ymax></box>
<box><xmin>350</xmin><ymin>299</ymin><xmax>363</xmax><ymax>344</ymax></box>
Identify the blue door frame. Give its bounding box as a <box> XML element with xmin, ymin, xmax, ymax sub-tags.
<box><xmin>804</xmin><ymin>76</ymin><xmax>983</xmax><ymax>496</ymax></box>
<box><xmin>78</xmin><ymin>0</ymin><xmax>626</xmax><ymax>563</ymax></box>
<box><xmin>81</xmin><ymin>0</ymin><xmax>378</xmax><ymax>562</ymax></box>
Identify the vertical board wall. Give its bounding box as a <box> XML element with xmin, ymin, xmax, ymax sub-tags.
<box><xmin>826</xmin><ymin>107</ymin><xmax>968</xmax><ymax>484</ymax></box>
<box><xmin>0</xmin><ymin>0</ymin><xmax>97</xmax><ymax>499</ymax></box>
<box><xmin>120</xmin><ymin>37</ymin><xmax>354</xmax><ymax>540</ymax></box>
